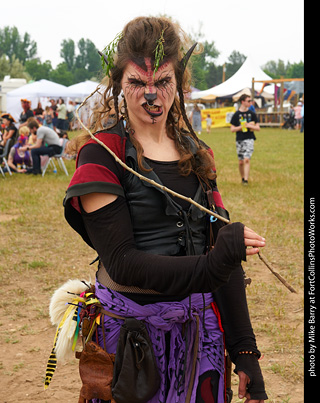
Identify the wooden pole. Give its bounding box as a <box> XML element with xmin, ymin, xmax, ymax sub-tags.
<box><xmin>280</xmin><ymin>78</ymin><xmax>284</xmax><ymax>125</ymax></box>
<box><xmin>251</xmin><ymin>77</ymin><xmax>255</xmax><ymax>104</ymax></box>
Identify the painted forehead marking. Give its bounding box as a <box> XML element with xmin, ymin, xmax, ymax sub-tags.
<box><xmin>128</xmin><ymin>58</ymin><xmax>171</xmax><ymax>94</ymax></box>
<box><xmin>128</xmin><ymin>58</ymin><xmax>170</xmax><ymax>77</ymax></box>
<box><xmin>144</xmin><ymin>58</ymin><xmax>154</xmax><ymax>94</ymax></box>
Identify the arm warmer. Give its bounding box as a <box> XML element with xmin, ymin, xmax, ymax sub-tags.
<box><xmin>81</xmin><ymin>196</ymin><xmax>246</xmax><ymax>296</ymax></box>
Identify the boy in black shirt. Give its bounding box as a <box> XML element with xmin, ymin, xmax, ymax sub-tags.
<box><xmin>230</xmin><ymin>94</ymin><xmax>260</xmax><ymax>185</ymax></box>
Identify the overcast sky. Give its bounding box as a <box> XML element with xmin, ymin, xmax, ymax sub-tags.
<box><xmin>2</xmin><ymin>0</ymin><xmax>304</xmax><ymax>69</ymax></box>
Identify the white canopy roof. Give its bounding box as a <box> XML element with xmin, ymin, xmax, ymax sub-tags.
<box><xmin>67</xmin><ymin>80</ymin><xmax>100</xmax><ymax>100</ymax></box>
<box><xmin>191</xmin><ymin>56</ymin><xmax>274</xmax><ymax>101</ymax></box>
<box><xmin>6</xmin><ymin>79</ymin><xmax>81</xmax><ymax>122</ymax></box>
<box><xmin>6</xmin><ymin>79</ymin><xmax>80</xmax><ymax>98</ymax></box>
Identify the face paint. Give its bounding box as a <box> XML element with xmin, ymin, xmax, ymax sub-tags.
<box><xmin>122</xmin><ymin>58</ymin><xmax>176</xmax><ymax>125</ymax></box>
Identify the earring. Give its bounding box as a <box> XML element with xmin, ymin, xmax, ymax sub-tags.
<box><xmin>120</xmin><ymin>104</ymin><xmax>126</xmax><ymax>117</ymax></box>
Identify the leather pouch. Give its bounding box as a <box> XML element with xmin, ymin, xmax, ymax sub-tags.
<box><xmin>76</xmin><ymin>341</ymin><xmax>115</xmax><ymax>403</ymax></box>
<box><xmin>112</xmin><ymin>318</ymin><xmax>160</xmax><ymax>403</ymax></box>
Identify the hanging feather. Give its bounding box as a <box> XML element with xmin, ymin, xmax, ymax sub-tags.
<box><xmin>44</xmin><ymin>304</ymin><xmax>75</xmax><ymax>389</ymax></box>
<box><xmin>49</xmin><ymin>279</ymin><xmax>90</xmax><ymax>325</ymax></box>
<box><xmin>72</xmin><ymin>305</ymin><xmax>81</xmax><ymax>351</ymax></box>
<box><xmin>45</xmin><ymin>279</ymin><xmax>93</xmax><ymax>389</ymax></box>
<box><xmin>55</xmin><ymin>304</ymin><xmax>78</xmax><ymax>361</ymax></box>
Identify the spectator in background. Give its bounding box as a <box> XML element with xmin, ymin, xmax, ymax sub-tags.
<box><xmin>0</xmin><ymin>113</ymin><xmax>18</xmax><ymax>153</ymax></box>
<box><xmin>248</xmin><ymin>99</ymin><xmax>256</xmax><ymax>113</ymax></box>
<box><xmin>300</xmin><ymin>100</ymin><xmax>304</xmax><ymax>133</ymax></box>
<box><xmin>27</xmin><ymin>125</ymin><xmax>38</xmax><ymax>146</ymax></box>
<box><xmin>43</xmin><ymin>106</ymin><xmax>54</xmax><ymax>130</ymax></box>
<box><xmin>206</xmin><ymin>113</ymin><xmax>212</xmax><ymax>133</ymax></box>
<box><xmin>230</xmin><ymin>94</ymin><xmax>260</xmax><ymax>185</ymax></box>
<box><xmin>294</xmin><ymin>101</ymin><xmax>302</xmax><ymax>130</ymax></box>
<box><xmin>67</xmin><ymin>100</ymin><xmax>75</xmax><ymax>130</ymax></box>
<box><xmin>7</xmin><ymin>126</ymin><xmax>32</xmax><ymax>173</ymax></box>
<box><xmin>190</xmin><ymin>103</ymin><xmax>202</xmax><ymax>135</ymax></box>
<box><xmin>50</xmin><ymin>99</ymin><xmax>58</xmax><ymax>131</ymax></box>
<box><xmin>20</xmin><ymin>118</ymin><xmax>62</xmax><ymax>175</ymax></box>
<box><xmin>57</xmin><ymin>98</ymin><xmax>68</xmax><ymax>131</ymax></box>
<box><xmin>34</xmin><ymin>102</ymin><xmax>44</xmax><ymax>124</ymax></box>
<box><xmin>19</xmin><ymin>99</ymin><xmax>34</xmax><ymax>127</ymax></box>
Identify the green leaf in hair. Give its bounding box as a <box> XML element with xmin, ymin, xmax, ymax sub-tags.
<box><xmin>153</xmin><ymin>28</ymin><xmax>166</xmax><ymax>76</ymax></box>
<box><xmin>100</xmin><ymin>32</ymin><xmax>123</xmax><ymax>77</ymax></box>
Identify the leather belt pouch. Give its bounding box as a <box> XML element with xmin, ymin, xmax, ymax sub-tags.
<box><xmin>112</xmin><ymin>318</ymin><xmax>160</xmax><ymax>403</ymax></box>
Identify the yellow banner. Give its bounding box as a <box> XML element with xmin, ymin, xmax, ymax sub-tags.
<box><xmin>201</xmin><ymin>107</ymin><xmax>236</xmax><ymax>129</ymax></box>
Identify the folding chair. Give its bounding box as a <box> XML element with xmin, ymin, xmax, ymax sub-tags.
<box><xmin>42</xmin><ymin>139</ymin><xmax>69</xmax><ymax>176</ymax></box>
<box><xmin>0</xmin><ymin>141</ymin><xmax>13</xmax><ymax>177</ymax></box>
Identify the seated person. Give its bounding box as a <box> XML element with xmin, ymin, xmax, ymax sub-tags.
<box><xmin>19</xmin><ymin>99</ymin><xmax>34</xmax><ymax>128</ymax></box>
<box><xmin>27</xmin><ymin>127</ymin><xmax>38</xmax><ymax>146</ymax></box>
<box><xmin>34</xmin><ymin>102</ymin><xmax>44</xmax><ymax>124</ymax></box>
<box><xmin>0</xmin><ymin>113</ymin><xmax>18</xmax><ymax>153</ymax></box>
<box><xmin>7</xmin><ymin>127</ymin><xmax>32</xmax><ymax>173</ymax></box>
<box><xmin>43</xmin><ymin>106</ymin><xmax>54</xmax><ymax>129</ymax></box>
<box><xmin>20</xmin><ymin>118</ymin><xmax>62</xmax><ymax>175</ymax></box>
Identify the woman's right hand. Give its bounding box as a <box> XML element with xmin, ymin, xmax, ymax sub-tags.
<box><xmin>209</xmin><ymin>223</ymin><xmax>265</xmax><ymax>272</ymax></box>
<box><xmin>244</xmin><ymin>226</ymin><xmax>266</xmax><ymax>256</ymax></box>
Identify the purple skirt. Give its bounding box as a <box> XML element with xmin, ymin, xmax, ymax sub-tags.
<box><xmin>93</xmin><ymin>281</ymin><xmax>225</xmax><ymax>403</ymax></box>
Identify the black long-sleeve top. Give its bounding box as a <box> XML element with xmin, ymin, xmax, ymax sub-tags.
<box><xmin>66</xmin><ymin>141</ymin><xmax>260</xmax><ymax>362</ymax></box>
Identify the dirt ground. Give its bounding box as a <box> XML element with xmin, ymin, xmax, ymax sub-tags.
<box><xmin>0</xmin><ymin>211</ymin><xmax>304</xmax><ymax>403</ymax></box>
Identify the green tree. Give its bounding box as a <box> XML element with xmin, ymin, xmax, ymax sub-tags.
<box><xmin>60</xmin><ymin>39</ymin><xmax>75</xmax><ymax>71</ymax></box>
<box><xmin>73</xmin><ymin>67</ymin><xmax>90</xmax><ymax>83</ymax></box>
<box><xmin>59</xmin><ymin>37</ymin><xmax>100</xmax><ymax>84</ymax></box>
<box><xmin>263</xmin><ymin>59</ymin><xmax>287</xmax><ymax>78</ymax></box>
<box><xmin>0</xmin><ymin>55</ymin><xmax>30</xmax><ymax>81</ymax></box>
<box><xmin>76</xmin><ymin>38</ymin><xmax>100</xmax><ymax>74</ymax></box>
<box><xmin>49</xmin><ymin>62</ymin><xmax>74</xmax><ymax>86</ymax></box>
<box><xmin>205</xmin><ymin>63</ymin><xmax>221</xmax><ymax>89</ymax></box>
<box><xmin>286</xmin><ymin>61</ymin><xmax>304</xmax><ymax>78</ymax></box>
<box><xmin>25</xmin><ymin>58</ymin><xmax>52</xmax><ymax>80</ymax></box>
<box><xmin>225</xmin><ymin>51</ymin><xmax>246</xmax><ymax>80</ymax></box>
<box><xmin>9</xmin><ymin>56</ymin><xmax>30</xmax><ymax>80</ymax></box>
<box><xmin>0</xmin><ymin>26</ymin><xmax>37</xmax><ymax>63</ymax></box>
<box><xmin>0</xmin><ymin>55</ymin><xmax>11</xmax><ymax>80</ymax></box>
<box><xmin>189</xmin><ymin>27</ymin><xmax>220</xmax><ymax>90</ymax></box>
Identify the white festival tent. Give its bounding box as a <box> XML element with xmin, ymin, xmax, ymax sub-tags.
<box><xmin>67</xmin><ymin>80</ymin><xmax>100</xmax><ymax>100</ymax></box>
<box><xmin>6</xmin><ymin>79</ymin><xmax>81</xmax><ymax>123</ymax></box>
<box><xmin>191</xmin><ymin>56</ymin><xmax>274</xmax><ymax>103</ymax></box>
<box><xmin>68</xmin><ymin>80</ymin><xmax>109</xmax><ymax>127</ymax></box>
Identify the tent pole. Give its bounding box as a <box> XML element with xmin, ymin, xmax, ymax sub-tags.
<box><xmin>280</xmin><ymin>77</ymin><xmax>284</xmax><ymax>125</ymax></box>
<box><xmin>251</xmin><ymin>77</ymin><xmax>255</xmax><ymax>104</ymax></box>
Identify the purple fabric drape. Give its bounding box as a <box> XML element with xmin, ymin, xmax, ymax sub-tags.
<box><xmin>93</xmin><ymin>281</ymin><xmax>225</xmax><ymax>403</ymax></box>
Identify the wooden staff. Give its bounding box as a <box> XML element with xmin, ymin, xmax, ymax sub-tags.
<box><xmin>74</xmin><ymin>89</ymin><xmax>297</xmax><ymax>294</ymax></box>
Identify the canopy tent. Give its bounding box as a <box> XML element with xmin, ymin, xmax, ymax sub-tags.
<box><xmin>191</xmin><ymin>56</ymin><xmax>274</xmax><ymax>102</ymax></box>
<box><xmin>67</xmin><ymin>80</ymin><xmax>100</xmax><ymax>100</ymax></box>
<box><xmin>6</xmin><ymin>79</ymin><xmax>81</xmax><ymax>122</ymax></box>
<box><xmin>68</xmin><ymin>80</ymin><xmax>111</xmax><ymax>128</ymax></box>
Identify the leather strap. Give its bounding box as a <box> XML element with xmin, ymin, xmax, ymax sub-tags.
<box><xmin>97</xmin><ymin>262</ymin><xmax>161</xmax><ymax>295</ymax></box>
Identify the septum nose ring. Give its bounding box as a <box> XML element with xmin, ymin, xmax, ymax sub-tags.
<box><xmin>145</xmin><ymin>92</ymin><xmax>157</xmax><ymax>106</ymax></box>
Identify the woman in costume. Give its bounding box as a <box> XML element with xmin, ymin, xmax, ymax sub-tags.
<box><xmin>0</xmin><ymin>113</ymin><xmax>18</xmax><ymax>151</ymax></box>
<box><xmin>7</xmin><ymin>127</ymin><xmax>32</xmax><ymax>173</ymax></box>
<box><xmin>19</xmin><ymin>99</ymin><xmax>34</xmax><ymax>127</ymax></box>
<box><xmin>63</xmin><ymin>16</ymin><xmax>268</xmax><ymax>403</ymax></box>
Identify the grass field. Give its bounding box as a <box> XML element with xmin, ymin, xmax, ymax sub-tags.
<box><xmin>0</xmin><ymin>127</ymin><xmax>304</xmax><ymax>402</ymax></box>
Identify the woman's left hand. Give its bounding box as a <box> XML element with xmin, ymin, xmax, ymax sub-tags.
<box><xmin>244</xmin><ymin>226</ymin><xmax>265</xmax><ymax>256</ymax></box>
<box><xmin>235</xmin><ymin>354</ymin><xmax>268</xmax><ymax>402</ymax></box>
<box><xmin>237</xmin><ymin>371</ymin><xmax>266</xmax><ymax>402</ymax></box>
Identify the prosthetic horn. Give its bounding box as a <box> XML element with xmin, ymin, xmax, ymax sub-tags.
<box><xmin>179</xmin><ymin>43</ymin><xmax>198</xmax><ymax>75</ymax></box>
<box><xmin>98</xmin><ymin>50</ymin><xmax>109</xmax><ymax>66</ymax></box>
